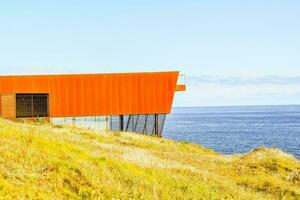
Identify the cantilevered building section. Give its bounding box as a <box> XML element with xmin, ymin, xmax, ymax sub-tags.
<box><xmin>0</xmin><ymin>71</ymin><xmax>185</xmax><ymax>136</ymax></box>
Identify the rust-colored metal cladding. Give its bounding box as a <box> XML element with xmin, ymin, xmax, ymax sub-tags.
<box><xmin>176</xmin><ymin>85</ymin><xmax>186</xmax><ymax>91</ymax></box>
<box><xmin>0</xmin><ymin>71</ymin><xmax>181</xmax><ymax>118</ymax></box>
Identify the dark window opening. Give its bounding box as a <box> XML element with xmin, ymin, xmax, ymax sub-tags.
<box><xmin>16</xmin><ymin>94</ymin><xmax>49</xmax><ymax>118</ymax></box>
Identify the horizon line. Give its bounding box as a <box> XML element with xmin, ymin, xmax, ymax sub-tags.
<box><xmin>173</xmin><ymin>104</ymin><xmax>300</xmax><ymax>108</ymax></box>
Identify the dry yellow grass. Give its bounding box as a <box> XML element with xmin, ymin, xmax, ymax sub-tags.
<box><xmin>0</xmin><ymin>118</ymin><xmax>299</xmax><ymax>199</ymax></box>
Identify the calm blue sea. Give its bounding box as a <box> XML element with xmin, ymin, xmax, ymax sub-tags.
<box><xmin>164</xmin><ymin>105</ymin><xmax>300</xmax><ymax>158</ymax></box>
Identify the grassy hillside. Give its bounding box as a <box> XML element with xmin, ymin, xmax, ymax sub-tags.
<box><xmin>0</xmin><ymin>119</ymin><xmax>299</xmax><ymax>200</ymax></box>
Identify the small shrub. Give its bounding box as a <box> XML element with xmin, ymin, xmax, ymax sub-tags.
<box><xmin>113</xmin><ymin>131</ymin><xmax>121</xmax><ymax>137</ymax></box>
<box><xmin>53</xmin><ymin>124</ymin><xmax>64</xmax><ymax>128</ymax></box>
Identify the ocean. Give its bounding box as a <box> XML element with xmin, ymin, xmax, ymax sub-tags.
<box><xmin>163</xmin><ymin>105</ymin><xmax>300</xmax><ymax>158</ymax></box>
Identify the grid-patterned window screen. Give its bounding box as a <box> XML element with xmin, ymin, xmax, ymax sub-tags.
<box><xmin>16</xmin><ymin>94</ymin><xmax>49</xmax><ymax>118</ymax></box>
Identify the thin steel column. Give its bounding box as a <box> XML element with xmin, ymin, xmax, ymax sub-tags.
<box><xmin>160</xmin><ymin>114</ymin><xmax>166</xmax><ymax>137</ymax></box>
<box><xmin>143</xmin><ymin>114</ymin><xmax>148</xmax><ymax>134</ymax></box>
<box><xmin>125</xmin><ymin>115</ymin><xmax>132</xmax><ymax>131</ymax></box>
<box><xmin>120</xmin><ymin>115</ymin><xmax>124</xmax><ymax>131</ymax></box>
<box><xmin>134</xmin><ymin>115</ymin><xmax>139</xmax><ymax>132</ymax></box>
<box><xmin>106</xmin><ymin>116</ymin><xmax>110</xmax><ymax>132</ymax></box>
<box><xmin>154</xmin><ymin>114</ymin><xmax>158</xmax><ymax>136</ymax></box>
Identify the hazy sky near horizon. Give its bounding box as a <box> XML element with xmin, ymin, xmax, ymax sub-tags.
<box><xmin>1</xmin><ymin>1</ymin><xmax>300</xmax><ymax>106</ymax></box>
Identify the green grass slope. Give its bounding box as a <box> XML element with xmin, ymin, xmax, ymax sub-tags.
<box><xmin>0</xmin><ymin>119</ymin><xmax>299</xmax><ymax>200</ymax></box>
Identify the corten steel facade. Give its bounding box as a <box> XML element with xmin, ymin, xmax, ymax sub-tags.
<box><xmin>0</xmin><ymin>71</ymin><xmax>185</xmax><ymax>135</ymax></box>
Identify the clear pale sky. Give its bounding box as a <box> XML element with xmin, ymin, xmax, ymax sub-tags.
<box><xmin>1</xmin><ymin>1</ymin><xmax>300</xmax><ymax>107</ymax></box>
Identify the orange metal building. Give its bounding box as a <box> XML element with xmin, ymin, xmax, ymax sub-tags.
<box><xmin>0</xmin><ymin>71</ymin><xmax>185</xmax><ymax>135</ymax></box>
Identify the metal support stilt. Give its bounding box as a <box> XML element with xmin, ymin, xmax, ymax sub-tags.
<box><xmin>154</xmin><ymin>114</ymin><xmax>158</xmax><ymax>136</ymax></box>
<box><xmin>105</xmin><ymin>116</ymin><xmax>109</xmax><ymax>133</ymax></box>
<box><xmin>120</xmin><ymin>115</ymin><xmax>124</xmax><ymax>131</ymax></box>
